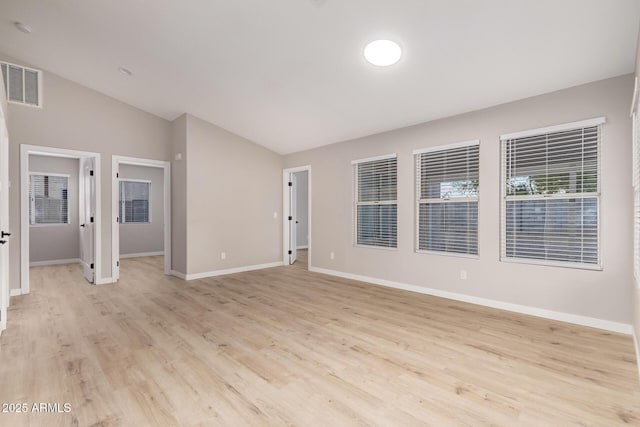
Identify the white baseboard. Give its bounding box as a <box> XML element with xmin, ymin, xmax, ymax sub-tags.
<box><xmin>171</xmin><ymin>270</ymin><xmax>187</xmax><ymax>280</ymax></box>
<box><xmin>310</xmin><ymin>266</ymin><xmax>633</xmax><ymax>335</ymax></box>
<box><xmin>177</xmin><ymin>261</ymin><xmax>284</xmax><ymax>281</ymax></box>
<box><xmin>9</xmin><ymin>288</ymin><xmax>22</xmax><ymax>297</ymax></box>
<box><xmin>29</xmin><ymin>258</ymin><xmax>80</xmax><ymax>267</ymax></box>
<box><xmin>120</xmin><ymin>251</ymin><xmax>164</xmax><ymax>259</ymax></box>
<box><xmin>296</xmin><ymin>245</ymin><xmax>308</xmax><ymax>250</ymax></box>
<box><xmin>634</xmin><ymin>329</ymin><xmax>640</xmax><ymax>384</ymax></box>
<box><xmin>95</xmin><ymin>277</ymin><xmax>115</xmax><ymax>285</ymax></box>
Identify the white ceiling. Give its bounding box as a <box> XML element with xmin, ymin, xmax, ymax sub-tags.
<box><xmin>0</xmin><ymin>1</ymin><xmax>638</xmax><ymax>154</ymax></box>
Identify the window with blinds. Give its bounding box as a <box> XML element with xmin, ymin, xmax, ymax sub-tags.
<box><xmin>29</xmin><ymin>174</ymin><xmax>69</xmax><ymax>225</ymax></box>
<box><xmin>501</xmin><ymin>118</ymin><xmax>604</xmax><ymax>268</ymax></box>
<box><xmin>352</xmin><ymin>154</ymin><xmax>397</xmax><ymax>248</ymax></box>
<box><xmin>415</xmin><ymin>141</ymin><xmax>479</xmax><ymax>255</ymax></box>
<box><xmin>1</xmin><ymin>61</ymin><xmax>41</xmax><ymax>107</ymax></box>
<box><xmin>120</xmin><ymin>180</ymin><xmax>151</xmax><ymax>224</ymax></box>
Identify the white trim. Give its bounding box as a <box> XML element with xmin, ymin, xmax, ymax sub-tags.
<box><xmin>171</xmin><ymin>270</ymin><xmax>187</xmax><ymax>280</ymax></box>
<box><xmin>296</xmin><ymin>245</ymin><xmax>308</xmax><ymax>250</ymax></box>
<box><xmin>119</xmin><ymin>251</ymin><xmax>164</xmax><ymax>259</ymax></box>
<box><xmin>112</xmin><ymin>155</ymin><xmax>171</xmax><ymax>280</ymax></box>
<box><xmin>29</xmin><ymin>258</ymin><xmax>80</xmax><ymax>267</ymax></box>
<box><xmin>350</xmin><ymin>153</ymin><xmax>397</xmax><ymax>165</ymax></box>
<box><xmin>9</xmin><ymin>288</ymin><xmax>21</xmax><ymax>297</ymax></box>
<box><xmin>21</xmin><ymin>145</ymin><xmax>102</xmax><ymax>294</ymax></box>
<box><xmin>631</xmin><ymin>76</ymin><xmax>638</xmax><ymax>117</ymax></box>
<box><xmin>183</xmin><ymin>262</ymin><xmax>283</xmax><ymax>281</ymax></box>
<box><xmin>283</xmin><ymin>165</ymin><xmax>312</xmax><ymax>269</ymax></box>
<box><xmin>95</xmin><ymin>277</ymin><xmax>114</xmax><ymax>285</ymax></box>
<box><xmin>633</xmin><ymin>328</ymin><xmax>640</xmax><ymax>385</ymax></box>
<box><xmin>309</xmin><ymin>266</ymin><xmax>632</xmax><ymax>335</ymax></box>
<box><xmin>500</xmin><ymin>117</ymin><xmax>606</xmax><ymax>140</ymax></box>
<box><xmin>29</xmin><ymin>171</ymin><xmax>71</xmax><ymax>178</ymax></box>
<box><xmin>416</xmin><ymin>250</ymin><xmax>480</xmax><ymax>260</ymax></box>
<box><xmin>412</xmin><ymin>139</ymin><xmax>479</xmax><ymax>155</ymax></box>
<box><xmin>500</xmin><ymin>256</ymin><xmax>603</xmax><ymax>271</ymax></box>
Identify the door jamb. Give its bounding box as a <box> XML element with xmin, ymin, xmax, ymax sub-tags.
<box><xmin>111</xmin><ymin>155</ymin><xmax>171</xmax><ymax>279</ymax></box>
<box><xmin>282</xmin><ymin>165</ymin><xmax>311</xmax><ymax>269</ymax></box>
<box><xmin>20</xmin><ymin>144</ymin><xmax>102</xmax><ymax>294</ymax></box>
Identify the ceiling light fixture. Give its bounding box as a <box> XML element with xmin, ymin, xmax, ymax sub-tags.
<box><xmin>118</xmin><ymin>66</ymin><xmax>133</xmax><ymax>77</ymax></box>
<box><xmin>364</xmin><ymin>40</ymin><xmax>402</xmax><ymax>66</ymax></box>
<box><xmin>14</xmin><ymin>22</ymin><xmax>32</xmax><ymax>34</ymax></box>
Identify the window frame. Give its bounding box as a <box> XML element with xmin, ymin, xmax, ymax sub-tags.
<box><xmin>414</xmin><ymin>140</ymin><xmax>480</xmax><ymax>258</ymax></box>
<box><xmin>29</xmin><ymin>172</ymin><xmax>70</xmax><ymax>227</ymax></box>
<box><xmin>119</xmin><ymin>179</ymin><xmax>152</xmax><ymax>224</ymax></box>
<box><xmin>0</xmin><ymin>60</ymin><xmax>43</xmax><ymax>109</ymax></box>
<box><xmin>351</xmin><ymin>153</ymin><xmax>398</xmax><ymax>250</ymax></box>
<box><xmin>499</xmin><ymin>117</ymin><xmax>605</xmax><ymax>270</ymax></box>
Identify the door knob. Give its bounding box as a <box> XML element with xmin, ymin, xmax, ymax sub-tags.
<box><xmin>80</xmin><ymin>224</ymin><xmax>86</xmax><ymax>228</ymax></box>
<box><xmin>1</xmin><ymin>231</ymin><xmax>10</xmax><ymax>238</ymax></box>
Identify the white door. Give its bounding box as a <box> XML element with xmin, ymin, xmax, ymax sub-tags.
<box><xmin>79</xmin><ymin>157</ymin><xmax>95</xmax><ymax>283</ymax></box>
<box><xmin>0</xmin><ymin>99</ymin><xmax>9</xmax><ymax>332</ymax></box>
<box><xmin>289</xmin><ymin>173</ymin><xmax>297</xmax><ymax>265</ymax></box>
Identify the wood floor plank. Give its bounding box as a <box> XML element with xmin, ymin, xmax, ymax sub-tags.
<box><xmin>1</xmin><ymin>252</ymin><xmax>639</xmax><ymax>426</ymax></box>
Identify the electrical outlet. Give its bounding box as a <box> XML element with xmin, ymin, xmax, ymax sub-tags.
<box><xmin>330</xmin><ymin>252</ymin><xmax>335</xmax><ymax>260</ymax></box>
<box><xmin>221</xmin><ymin>252</ymin><xmax>226</xmax><ymax>260</ymax></box>
<box><xmin>460</xmin><ymin>270</ymin><xmax>467</xmax><ymax>280</ymax></box>
<box><xmin>273</xmin><ymin>211</ymin><xmax>278</xmax><ymax>219</ymax></box>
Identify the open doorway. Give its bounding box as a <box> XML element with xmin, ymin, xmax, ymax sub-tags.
<box><xmin>111</xmin><ymin>156</ymin><xmax>171</xmax><ymax>280</ymax></box>
<box><xmin>283</xmin><ymin>166</ymin><xmax>311</xmax><ymax>270</ymax></box>
<box><xmin>20</xmin><ymin>145</ymin><xmax>101</xmax><ymax>294</ymax></box>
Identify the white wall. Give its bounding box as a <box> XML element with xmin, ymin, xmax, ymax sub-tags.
<box><xmin>294</xmin><ymin>170</ymin><xmax>308</xmax><ymax>248</ymax></box>
<box><xmin>118</xmin><ymin>164</ymin><xmax>164</xmax><ymax>256</ymax></box>
<box><xmin>178</xmin><ymin>114</ymin><xmax>283</xmax><ymax>276</ymax></box>
<box><xmin>2</xmin><ymin>52</ymin><xmax>172</xmax><ymax>288</ymax></box>
<box><xmin>28</xmin><ymin>155</ymin><xmax>79</xmax><ymax>263</ymax></box>
<box><xmin>284</xmin><ymin>74</ymin><xmax>634</xmax><ymax>325</ymax></box>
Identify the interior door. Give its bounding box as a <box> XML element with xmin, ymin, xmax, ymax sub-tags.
<box><xmin>79</xmin><ymin>157</ymin><xmax>95</xmax><ymax>283</ymax></box>
<box><xmin>0</xmin><ymin>95</ymin><xmax>9</xmax><ymax>332</ymax></box>
<box><xmin>289</xmin><ymin>173</ymin><xmax>297</xmax><ymax>265</ymax></box>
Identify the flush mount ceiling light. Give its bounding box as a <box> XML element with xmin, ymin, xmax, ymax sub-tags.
<box><xmin>118</xmin><ymin>66</ymin><xmax>133</xmax><ymax>77</ymax></box>
<box><xmin>364</xmin><ymin>40</ymin><xmax>402</xmax><ymax>66</ymax></box>
<box><xmin>14</xmin><ymin>22</ymin><xmax>32</xmax><ymax>34</ymax></box>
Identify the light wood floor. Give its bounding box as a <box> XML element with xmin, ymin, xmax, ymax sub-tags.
<box><xmin>1</xmin><ymin>257</ymin><xmax>639</xmax><ymax>426</ymax></box>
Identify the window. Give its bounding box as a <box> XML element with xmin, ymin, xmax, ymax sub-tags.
<box><xmin>500</xmin><ymin>118</ymin><xmax>604</xmax><ymax>268</ymax></box>
<box><xmin>1</xmin><ymin>61</ymin><xmax>42</xmax><ymax>107</ymax></box>
<box><xmin>415</xmin><ymin>141</ymin><xmax>479</xmax><ymax>256</ymax></box>
<box><xmin>352</xmin><ymin>154</ymin><xmax>397</xmax><ymax>248</ymax></box>
<box><xmin>29</xmin><ymin>174</ymin><xmax>69</xmax><ymax>225</ymax></box>
<box><xmin>119</xmin><ymin>180</ymin><xmax>151</xmax><ymax>224</ymax></box>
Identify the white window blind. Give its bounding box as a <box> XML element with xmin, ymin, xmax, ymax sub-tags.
<box><xmin>415</xmin><ymin>141</ymin><xmax>479</xmax><ymax>255</ymax></box>
<box><xmin>501</xmin><ymin>119</ymin><xmax>602</xmax><ymax>268</ymax></box>
<box><xmin>29</xmin><ymin>174</ymin><xmax>69</xmax><ymax>225</ymax></box>
<box><xmin>1</xmin><ymin>61</ymin><xmax>41</xmax><ymax>107</ymax></box>
<box><xmin>353</xmin><ymin>155</ymin><xmax>397</xmax><ymax>248</ymax></box>
<box><xmin>120</xmin><ymin>180</ymin><xmax>150</xmax><ymax>224</ymax></box>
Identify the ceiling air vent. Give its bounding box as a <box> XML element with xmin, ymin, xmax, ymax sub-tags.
<box><xmin>0</xmin><ymin>61</ymin><xmax>42</xmax><ymax>107</ymax></box>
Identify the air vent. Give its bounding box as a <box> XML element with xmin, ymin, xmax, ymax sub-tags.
<box><xmin>0</xmin><ymin>61</ymin><xmax>42</xmax><ymax>107</ymax></box>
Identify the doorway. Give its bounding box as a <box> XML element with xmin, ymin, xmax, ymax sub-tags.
<box><xmin>0</xmin><ymin>96</ymin><xmax>8</xmax><ymax>333</ymax></box>
<box><xmin>283</xmin><ymin>166</ymin><xmax>311</xmax><ymax>269</ymax></box>
<box><xmin>20</xmin><ymin>145</ymin><xmax>101</xmax><ymax>294</ymax></box>
<box><xmin>111</xmin><ymin>156</ymin><xmax>171</xmax><ymax>280</ymax></box>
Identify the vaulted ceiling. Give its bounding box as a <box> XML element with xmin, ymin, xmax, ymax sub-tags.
<box><xmin>0</xmin><ymin>0</ymin><xmax>638</xmax><ymax>154</ymax></box>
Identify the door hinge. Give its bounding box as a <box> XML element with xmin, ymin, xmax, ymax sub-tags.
<box><xmin>288</xmin><ymin>216</ymin><xmax>292</xmax><ymax>221</ymax></box>
<box><xmin>90</xmin><ymin>216</ymin><xmax>94</xmax><ymax>223</ymax></box>
<box><xmin>116</xmin><ymin>172</ymin><xmax>119</xmax><ymax>178</ymax></box>
<box><xmin>117</xmin><ymin>261</ymin><xmax>119</xmax><ymax>267</ymax></box>
<box><xmin>89</xmin><ymin>170</ymin><xmax>94</xmax><ymax>176</ymax></box>
<box><xmin>288</xmin><ymin>250</ymin><xmax>292</xmax><ymax>255</ymax></box>
<box><xmin>90</xmin><ymin>263</ymin><xmax>94</xmax><ymax>269</ymax></box>
<box><xmin>288</xmin><ymin>182</ymin><xmax>292</xmax><ymax>187</ymax></box>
